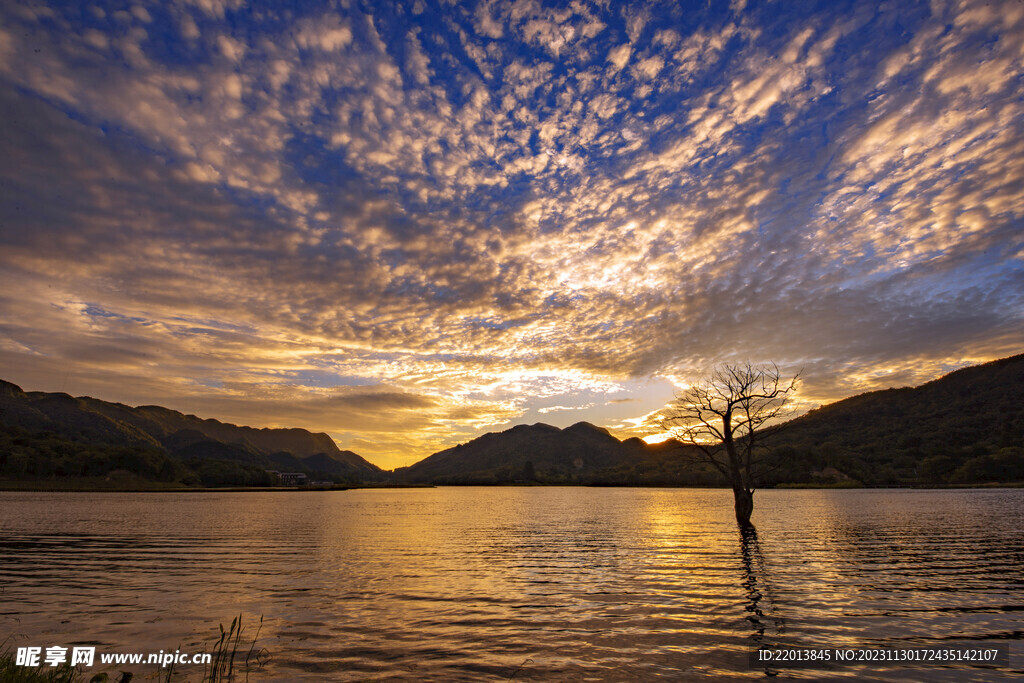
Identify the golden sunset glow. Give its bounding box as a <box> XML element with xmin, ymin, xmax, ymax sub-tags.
<box><xmin>1</xmin><ymin>0</ymin><xmax>1022</xmax><ymax>469</ymax></box>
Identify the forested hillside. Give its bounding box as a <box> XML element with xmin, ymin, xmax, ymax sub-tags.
<box><xmin>2</xmin><ymin>353</ymin><xmax>1022</xmax><ymax>488</ymax></box>
<box><xmin>762</xmin><ymin>354</ymin><xmax>1024</xmax><ymax>485</ymax></box>
<box><xmin>0</xmin><ymin>380</ymin><xmax>383</xmax><ymax>487</ymax></box>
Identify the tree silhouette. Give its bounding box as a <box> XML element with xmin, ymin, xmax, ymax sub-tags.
<box><xmin>659</xmin><ymin>362</ymin><xmax>799</xmax><ymax>527</ymax></box>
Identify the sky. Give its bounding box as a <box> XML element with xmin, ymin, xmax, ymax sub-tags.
<box><xmin>1</xmin><ymin>0</ymin><xmax>1022</xmax><ymax>469</ymax></box>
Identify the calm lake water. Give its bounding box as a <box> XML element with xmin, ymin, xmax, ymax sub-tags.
<box><xmin>1</xmin><ymin>487</ymin><xmax>1021</xmax><ymax>680</ymax></box>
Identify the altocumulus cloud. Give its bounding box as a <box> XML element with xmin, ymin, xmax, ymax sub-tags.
<box><xmin>0</xmin><ymin>0</ymin><xmax>1021</xmax><ymax>468</ymax></box>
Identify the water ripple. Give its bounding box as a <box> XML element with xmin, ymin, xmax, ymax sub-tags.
<box><xmin>1</xmin><ymin>487</ymin><xmax>1021</xmax><ymax>680</ymax></box>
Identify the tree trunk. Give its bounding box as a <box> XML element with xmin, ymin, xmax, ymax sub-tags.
<box><xmin>733</xmin><ymin>488</ymin><xmax>754</xmax><ymax>527</ymax></box>
<box><xmin>723</xmin><ymin>410</ymin><xmax>755</xmax><ymax>526</ymax></box>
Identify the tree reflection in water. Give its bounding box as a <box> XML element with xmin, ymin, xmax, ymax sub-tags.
<box><xmin>739</xmin><ymin>525</ymin><xmax>785</xmax><ymax>674</ymax></box>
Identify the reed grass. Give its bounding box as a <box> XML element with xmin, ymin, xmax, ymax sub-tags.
<box><xmin>202</xmin><ymin>614</ymin><xmax>267</xmax><ymax>683</ymax></box>
<box><xmin>3</xmin><ymin>615</ymin><xmax>267</xmax><ymax>683</ymax></box>
<box><xmin>0</xmin><ymin>639</ymin><xmax>81</xmax><ymax>683</ymax></box>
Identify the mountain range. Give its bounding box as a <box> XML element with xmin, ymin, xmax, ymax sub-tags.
<box><xmin>0</xmin><ymin>380</ymin><xmax>384</xmax><ymax>485</ymax></box>
<box><xmin>1</xmin><ymin>353</ymin><xmax>1022</xmax><ymax>487</ymax></box>
<box><xmin>392</xmin><ymin>421</ymin><xmax>694</xmax><ymax>485</ymax></box>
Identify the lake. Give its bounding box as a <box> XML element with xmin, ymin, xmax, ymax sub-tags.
<box><xmin>1</xmin><ymin>487</ymin><xmax>1021</xmax><ymax>680</ymax></box>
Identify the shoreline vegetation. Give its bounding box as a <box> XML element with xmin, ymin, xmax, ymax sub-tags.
<box><xmin>1</xmin><ymin>614</ymin><xmax>266</xmax><ymax>683</ymax></box>
<box><xmin>1</xmin><ymin>479</ymin><xmax>1021</xmax><ymax>492</ymax></box>
<box><xmin>0</xmin><ymin>475</ymin><xmax>436</xmax><ymax>492</ymax></box>
<box><xmin>1</xmin><ymin>353</ymin><xmax>1022</xmax><ymax>491</ymax></box>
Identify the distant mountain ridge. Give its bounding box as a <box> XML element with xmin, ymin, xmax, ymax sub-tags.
<box><xmin>396</xmin><ymin>353</ymin><xmax>1024</xmax><ymax>486</ymax></box>
<box><xmin>394</xmin><ymin>421</ymin><xmax>663</xmax><ymax>484</ymax></box>
<box><xmin>394</xmin><ymin>419</ymin><xmax>723</xmax><ymax>485</ymax></box>
<box><xmin>0</xmin><ymin>380</ymin><xmax>383</xmax><ymax>482</ymax></box>
<box><xmin>2</xmin><ymin>352</ymin><xmax>1022</xmax><ymax>487</ymax></box>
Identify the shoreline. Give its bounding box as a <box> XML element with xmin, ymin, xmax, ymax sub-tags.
<box><xmin>1</xmin><ymin>480</ymin><xmax>1020</xmax><ymax>492</ymax></box>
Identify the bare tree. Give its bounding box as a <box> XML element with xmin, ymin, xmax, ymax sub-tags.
<box><xmin>659</xmin><ymin>362</ymin><xmax>799</xmax><ymax>527</ymax></box>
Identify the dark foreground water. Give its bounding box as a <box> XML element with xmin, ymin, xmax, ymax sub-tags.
<box><xmin>0</xmin><ymin>487</ymin><xmax>1021</xmax><ymax>680</ymax></box>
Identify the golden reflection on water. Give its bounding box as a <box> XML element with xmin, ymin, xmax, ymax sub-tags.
<box><xmin>0</xmin><ymin>488</ymin><xmax>1022</xmax><ymax>680</ymax></box>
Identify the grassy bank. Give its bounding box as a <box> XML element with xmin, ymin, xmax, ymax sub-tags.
<box><xmin>0</xmin><ymin>473</ymin><xmax>193</xmax><ymax>492</ymax></box>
